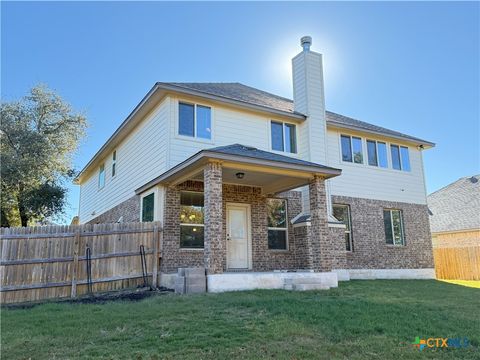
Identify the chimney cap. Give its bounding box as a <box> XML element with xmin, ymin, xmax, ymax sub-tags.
<box><xmin>301</xmin><ymin>36</ymin><xmax>312</xmax><ymax>51</ymax></box>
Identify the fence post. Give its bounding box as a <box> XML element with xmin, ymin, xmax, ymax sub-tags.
<box><xmin>151</xmin><ymin>225</ymin><xmax>159</xmax><ymax>288</ymax></box>
<box><xmin>71</xmin><ymin>231</ymin><xmax>81</xmax><ymax>298</ymax></box>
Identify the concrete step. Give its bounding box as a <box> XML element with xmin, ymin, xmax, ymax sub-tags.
<box><xmin>284</xmin><ymin>277</ymin><xmax>329</xmax><ymax>286</ymax></box>
<box><xmin>187</xmin><ymin>283</ymin><xmax>206</xmax><ymax>294</ymax></box>
<box><xmin>175</xmin><ymin>276</ymin><xmax>186</xmax><ymax>294</ymax></box>
<box><xmin>292</xmin><ymin>283</ymin><xmax>330</xmax><ymax>291</ymax></box>
<box><xmin>184</xmin><ymin>267</ymin><xmax>206</xmax><ymax>277</ymax></box>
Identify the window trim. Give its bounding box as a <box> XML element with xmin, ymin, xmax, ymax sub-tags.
<box><xmin>399</xmin><ymin>145</ymin><xmax>411</xmax><ymax>172</ymax></box>
<box><xmin>98</xmin><ymin>163</ymin><xmax>105</xmax><ymax>189</ymax></box>
<box><xmin>267</xmin><ymin>198</ymin><xmax>289</xmax><ymax>251</ymax></box>
<box><xmin>332</xmin><ymin>203</ymin><xmax>353</xmax><ymax>252</ymax></box>
<box><xmin>140</xmin><ymin>189</ymin><xmax>157</xmax><ymax>222</ymax></box>
<box><xmin>177</xmin><ymin>101</ymin><xmax>213</xmax><ymax>142</ymax></box>
<box><xmin>111</xmin><ymin>150</ymin><xmax>117</xmax><ymax>177</ymax></box>
<box><xmin>340</xmin><ymin>134</ymin><xmax>363</xmax><ymax>164</ymax></box>
<box><xmin>366</xmin><ymin>139</ymin><xmax>389</xmax><ymax>168</ymax></box>
<box><xmin>179</xmin><ymin>190</ymin><xmax>205</xmax><ymax>249</ymax></box>
<box><xmin>338</xmin><ymin>134</ymin><xmax>413</xmax><ymax>175</ymax></box>
<box><xmin>384</xmin><ymin>208</ymin><xmax>406</xmax><ymax>246</ymax></box>
<box><xmin>390</xmin><ymin>144</ymin><xmax>411</xmax><ymax>172</ymax></box>
<box><xmin>270</xmin><ymin>121</ymin><xmax>298</xmax><ymax>154</ymax></box>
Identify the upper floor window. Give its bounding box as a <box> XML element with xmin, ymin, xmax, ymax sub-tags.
<box><xmin>390</xmin><ymin>145</ymin><xmax>410</xmax><ymax>171</ymax></box>
<box><xmin>112</xmin><ymin>150</ymin><xmax>117</xmax><ymax>177</ymax></box>
<box><xmin>367</xmin><ymin>140</ymin><xmax>388</xmax><ymax>168</ymax></box>
<box><xmin>271</xmin><ymin>121</ymin><xmax>297</xmax><ymax>153</ymax></box>
<box><xmin>333</xmin><ymin>204</ymin><xmax>353</xmax><ymax>251</ymax></box>
<box><xmin>383</xmin><ymin>209</ymin><xmax>405</xmax><ymax>245</ymax></box>
<box><xmin>141</xmin><ymin>193</ymin><xmax>155</xmax><ymax>222</ymax></box>
<box><xmin>341</xmin><ymin>135</ymin><xmax>363</xmax><ymax>164</ymax></box>
<box><xmin>267</xmin><ymin>198</ymin><xmax>288</xmax><ymax>250</ymax></box>
<box><xmin>180</xmin><ymin>191</ymin><xmax>204</xmax><ymax>248</ymax></box>
<box><xmin>179</xmin><ymin>102</ymin><xmax>211</xmax><ymax>140</ymax></box>
<box><xmin>98</xmin><ymin>164</ymin><xmax>105</xmax><ymax>189</ymax></box>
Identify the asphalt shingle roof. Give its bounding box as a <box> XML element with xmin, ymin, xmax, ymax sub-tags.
<box><xmin>206</xmin><ymin>144</ymin><xmax>339</xmax><ymax>171</ymax></box>
<box><xmin>427</xmin><ymin>175</ymin><xmax>480</xmax><ymax>233</ymax></box>
<box><xmin>162</xmin><ymin>82</ymin><xmax>433</xmax><ymax>145</ymax></box>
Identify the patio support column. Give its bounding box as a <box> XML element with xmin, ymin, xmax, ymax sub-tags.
<box><xmin>309</xmin><ymin>176</ymin><xmax>333</xmax><ymax>272</ymax></box>
<box><xmin>203</xmin><ymin>161</ymin><xmax>224</xmax><ymax>274</ymax></box>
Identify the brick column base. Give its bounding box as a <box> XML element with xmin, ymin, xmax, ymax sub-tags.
<box><xmin>309</xmin><ymin>176</ymin><xmax>333</xmax><ymax>272</ymax></box>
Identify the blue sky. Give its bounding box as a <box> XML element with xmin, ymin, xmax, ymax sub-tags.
<box><xmin>2</xmin><ymin>1</ymin><xmax>479</xmax><ymax>223</ymax></box>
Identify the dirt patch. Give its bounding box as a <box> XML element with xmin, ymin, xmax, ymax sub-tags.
<box><xmin>4</xmin><ymin>286</ymin><xmax>174</xmax><ymax>310</ymax></box>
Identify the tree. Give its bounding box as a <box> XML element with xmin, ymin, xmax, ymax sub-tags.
<box><xmin>1</xmin><ymin>85</ymin><xmax>87</xmax><ymax>227</ymax></box>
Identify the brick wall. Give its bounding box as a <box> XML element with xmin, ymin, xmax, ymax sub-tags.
<box><xmin>332</xmin><ymin>195</ymin><xmax>434</xmax><ymax>269</ymax></box>
<box><xmin>161</xmin><ymin>180</ymin><xmax>303</xmax><ymax>273</ymax></box>
<box><xmin>329</xmin><ymin>226</ymin><xmax>348</xmax><ymax>269</ymax></box>
<box><xmin>87</xmin><ymin>195</ymin><xmax>140</xmax><ymax>224</ymax></box>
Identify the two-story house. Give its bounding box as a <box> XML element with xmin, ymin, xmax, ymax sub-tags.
<box><xmin>75</xmin><ymin>36</ymin><xmax>435</xmax><ymax>291</ymax></box>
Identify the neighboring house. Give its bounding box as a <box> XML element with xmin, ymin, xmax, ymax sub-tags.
<box><xmin>74</xmin><ymin>36</ymin><xmax>435</xmax><ymax>291</ymax></box>
<box><xmin>428</xmin><ymin>175</ymin><xmax>480</xmax><ymax>248</ymax></box>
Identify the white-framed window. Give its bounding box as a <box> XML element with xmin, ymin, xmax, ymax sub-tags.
<box><xmin>180</xmin><ymin>191</ymin><xmax>204</xmax><ymax>248</ymax></box>
<box><xmin>341</xmin><ymin>135</ymin><xmax>363</xmax><ymax>164</ymax></box>
<box><xmin>267</xmin><ymin>198</ymin><xmax>288</xmax><ymax>250</ymax></box>
<box><xmin>333</xmin><ymin>204</ymin><xmax>353</xmax><ymax>251</ymax></box>
<box><xmin>112</xmin><ymin>150</ymin><xmax>117</xmax><ymax>177</ymax></box>
<box><xmin>390</xmin><ymin>144</ymin><xmax>411</xmax><ymax>171</ymax></box>
<box><xmin>141</xmin><ymin>192</ymin><xmax>155</xmax><ymax>222</ymax></box>
<box><xmin>98</xmin><ymin>164</ymin><xmax>105</xmax><ymax>189</ymax></box>
<box><xmin>366</xmin><ymin>140</ymin><xmax>388</xmax><ymax>168</ymax></box>
<box><xmin>383</xmin><ymin>209</ymin><xmax>405</xmax><ymax>245</ymax></box>
<box><xmin>178</xmin><ymin>102</ymin><xmax>212</xmax><ymax>140</ymax></box>
<box><xmin>271</xmin><ymin>121</ymin><xmax>297</xmax><ymax>153</ymax></box>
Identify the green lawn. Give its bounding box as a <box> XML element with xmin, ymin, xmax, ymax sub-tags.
<box><xmin>2</xmin><ymin>280</ymin><xmax>479</xmax><ymax>359</ymax></box>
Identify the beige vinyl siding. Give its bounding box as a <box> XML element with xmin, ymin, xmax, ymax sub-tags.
<box><xmin>167</xmin><ymin>96</ymin><xmax>301</xmax><ymax>169</ymax></box>
<box><xmin>79</xmin><ymin>98</ymin><xmax>170</xmax><ymax>223</ymax></box>
<box><xmin>326</xmin><ymin>128</ymin><xmax>428</xmax><ymax>205</ymax></box>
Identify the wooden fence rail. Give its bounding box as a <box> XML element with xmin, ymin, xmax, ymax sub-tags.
<box><xmin>0</xmin><ymin>222</ymin><xmax>162</xmax><ymax>304</ymax></box>
<box><xmin>433</xmin><ymin>246</ymin><xmax>480</xmax><ymax>280</ymax></box>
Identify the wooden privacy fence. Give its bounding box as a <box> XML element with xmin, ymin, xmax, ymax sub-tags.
<box><xmin>433</xmin><ymin>246</ymin><xmax>480</xmax><ymax>280</ymax></box>
<box><xmin>0</xmin><ymin>222</ymin><xmax>162</xmax><ymax>304</ymax></box>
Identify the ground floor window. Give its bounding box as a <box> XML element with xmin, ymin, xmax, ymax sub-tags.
<box><xmin>333</xmin><ymin>204</ymin><xmax>353</xmax><ymax>251</ymax></box>
<box><xmin>383</xmin><ymin>209</ymin><xmax>405</xmax><ymax>245</ymax></box>
<box><xmin>267</xmin><ymin>198</ymin><xmax>288</xmax><ymax>250</ymax></box>
<box><xmin>180</xmin><ymin>191</ymin><xmax>204</xmax><ymax>248</ymax></box>
<box><xmin>141</xmin><ymin>193</ymin><xmax>155</xmax><ymax>222</ymax></box>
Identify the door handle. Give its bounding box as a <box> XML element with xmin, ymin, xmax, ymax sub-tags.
<box><xmin>227</xmin><ymin>234</ymin><xmax>231</xmax><ymax>241</ymax></box>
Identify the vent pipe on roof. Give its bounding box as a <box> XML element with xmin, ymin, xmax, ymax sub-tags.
<box><xmin>301</xmin><ymin>36</ymin><xmax>312</xmax><ymax>51</ymax></box>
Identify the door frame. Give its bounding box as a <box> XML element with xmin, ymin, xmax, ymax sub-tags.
<box><xmin>226</xmin><ymin>202</ymin><xmax>252</xmax><ymax>270</ymax></box>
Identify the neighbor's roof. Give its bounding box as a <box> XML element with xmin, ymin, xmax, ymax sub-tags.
<box><xmin>163</xmin><ymin>82</ymin><xmax>435</xmax><ymax>146</ymax></box>
<box><xmin>75</xmin><ymin>82</ymin><xmax>434</xmax><ymax>183</ymax></box>
<box><xmin>428</xmin><ymin>175</ymin><xmax>480</xmax><ymax>233</ymax></box>
<box><xmin>135</xmin><ymin>143</ymin><xmax>342</xmax><ymax>194</ymax></box>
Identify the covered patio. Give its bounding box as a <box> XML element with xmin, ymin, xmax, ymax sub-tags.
<box><xmin>136</xmin><ymin>144</ymin><xmax>343</xmax><ymax>285</ymax></box>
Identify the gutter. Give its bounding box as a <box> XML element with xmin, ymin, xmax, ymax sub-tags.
<box><xmin>326</xmin><ymin>120</ymin><xmax>436</xmax><ymax>148</ymax></box>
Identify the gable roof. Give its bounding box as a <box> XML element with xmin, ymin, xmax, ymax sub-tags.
<box><xmin>205</xmin><ymin>143</ymin><xmax>336</xmax><ymax>169</ymax></box>
<box><xmin>135</xmin><ymin>143</ymin><xmax>341</xmax><ymax>194</ymax></box>
<box><xmin>74</xmin><ymin>81</ymin><xmax>434</xmax><ymax>183</ymax></box>
<box><xmin>428</xmin><ymin>175</ymin><xmax>480</xmax><ymax>233</ymax></box>
<box><xmin>162</xmin><ymin>82</ymin><xmax>435</xmax><ymax>146</ymax></box>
